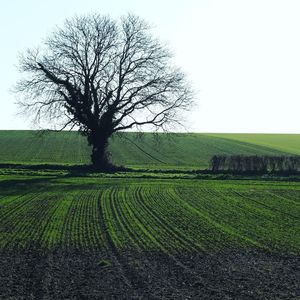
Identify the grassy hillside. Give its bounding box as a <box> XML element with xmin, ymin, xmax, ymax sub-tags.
<box><xmin>208</xmin><ymin>133</ymin><xmax>300</xmax><ymax>156</ymax></box>
<box><xmin>0</xmin><ymin>130</ymin><xmax>298</xmax><ymax>169</ymax></box>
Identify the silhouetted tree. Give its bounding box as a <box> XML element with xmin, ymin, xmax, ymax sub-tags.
<box><xmin>16</xmin><ymin>14</ymin><xmax>193</xmax><ymax>170</ymax></box>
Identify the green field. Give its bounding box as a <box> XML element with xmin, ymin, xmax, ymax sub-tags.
<box><xmin>1</xmin><ymin>130</ymin><xmax>300</xmax><ymax>253</ymax></box>
<box><xmin>0</xmin><ymin>130</ymin><xmax>298</xmax><ymax>169</ymax></box>
<box><xmin>210</xmin><ymin>133</ymin><xmax>300</xmax><ymax>156</ymax></box>
<box><xmin>1</xmin><ymin>174</ymin><xmax>299</xmax><ymax>254</ymax></box>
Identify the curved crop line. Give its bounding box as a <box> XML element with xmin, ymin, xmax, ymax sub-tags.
<box><xmin>60</xmin><ymin>191</ymin><xmax>94</xmax><ymax>250</ymax></box>
<box><xmin>155</xmin><ymin>187</ymin><xmax>230</xmax><ymax>251</ymax></box>
<box><xmin>0</xmin><ymin>193</ymin><xmax>39</xmax><ymax>221</ymax></box>
<box><xmin>133</xmin><ymin>186</ymin><xmax>186</xmax><ymax>252</ymax></box>
<box><xmin>101</xmin><ymin>188</ymin><xmax>125</xmax><ymax>249</ymax></box>
<box><xmin>60</xmin><ymin>191</ymin><xmax>78</xmax><ymax>249</ymax></box>
<box><xmin>171</xmin><ymin>187</ymin><xmax>265</xmax><ymax>250</ymax></box>
<box><xmin>274</xmin><ymin>190</ymin><xmax>300</xmax><ymax>203</ymax></box>
<box><xmin>137</xmin><ymin>186</ymin><xmax>206</xmax><ymax>253</ymax></box>
<box><xmin>118</xmin><ymin>186</ymin><xmax>170</xmax><ymax>251</ymax></box>
<box><xmin>79</xmin><ymin>190</ymin><xmax>94</xmax><ymax>249</ymax></box>
<box><xmin>88</xmin><ymin>189</ymin><xmax>105</xmax><ymax>249</ymax></box>
<box><xmin>0</xmin><ymin>194</ymin><xmax>41</xmax><ymax>249</ymax></box>
<box><xmin>72</xmin><ymin>192</ymin><xmax>86</xmax><ymax>250</ymax></box>
<box><xmin>120</xmin><ymin>187</ymin><xmax>167</xmax><ymax>250</ymax></box>
<box><xmin>200</xmin><ymin>188</ymin><xmax>280</xmax><ymax>247</ymax></box>
<box><xmin>199</xmin><ymin>188</ymin><xmax>277</xmax><ymax>225</ymax></box>
<box><xmin>234</xmin><ymin>190</ymin><xmax>300</xmax><ymax>221</ymax></box>
<box><xmin>121</xmin><ymin>135</ymin><xmax>168</xmax><ymax>165</ymax></box>
<box><xmin>266</xmin><ymin>190</ymin><xmax>300</xmax><ymax>206</ymax></box>
<box><xmin>186</xmin><ymin>187</ymin><xmax>300</xmax><ymax>252</ymax></box>
<box><xmin>36</xmin><ymin>195</ymin><xmax>64</xmax><ymax>248</ymax></box>
<box><xmin>97</xmin><ymin>188</ymin><xmax>134</xmax><ymax>289</ymax></box>
<box><xmin>42</xmin><ymin>195</ymin><xmax>73</xmax><ymax>248</ymax></box>
<box><xmin>110</xmin><ymin>187</ymin><xmax>145</xmax><ymax>250</ymax></box>
<box><xmin>4</xmin><ymin>193</ymin><xmax>60</xmax><ymax>249</ymax></box>
<box><xmin>108</xmin><ymin>187</ymin><xmax>136</xmax><ymax>248</ymax></box>
<box><xmin>126</xmin><ymin>186</ymin><xmax>201</xmax><ymax>272</ymax></box>
<box><xmin>77</xmin><ymin>189</ymin><xmax>106</xmax><ymax>250</ymax></box>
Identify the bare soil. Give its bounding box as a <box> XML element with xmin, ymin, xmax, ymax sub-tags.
<box><xmin>1</xmin><ymin>249</ymin><xmax>299</xmax><ymax>299</ymax></box>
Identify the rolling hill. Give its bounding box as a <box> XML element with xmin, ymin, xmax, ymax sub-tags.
<box><xmin>0</xmin><ymin>130</ymin><xmax>298</xmax><ymax>169</ymax></box>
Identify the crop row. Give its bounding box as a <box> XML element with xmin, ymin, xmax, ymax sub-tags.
<box><xmin>175</xmin><ymin>186</ymin><xmax>300</xmax><ymax>252</ymax></box>
<box><xmin>0</xmin><ymin>181</ymin><xmax>299</xmax><ymax>253</ymax></box>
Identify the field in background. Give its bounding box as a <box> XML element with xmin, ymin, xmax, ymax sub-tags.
<box><xmin>0</xmin><ymin>130</ymin><xmax>299</xmax><ymax>169</ymax></box>
<box><xmin>209</xmin><ymin>133</ymin><xmax>300</xmax><ymax>156</ymax></box>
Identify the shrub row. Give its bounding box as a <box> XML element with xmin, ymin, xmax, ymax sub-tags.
<box><xmin>210</xmin><ymin>155</ymin><xmax>300</xmax><ymax>173</ymax></box>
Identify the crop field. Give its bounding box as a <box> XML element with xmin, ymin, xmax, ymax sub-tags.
<box><xmin>1</xmin><ymin>131</ymin><xmax>300</xmax><ymax>299</ymax></box>
<box><xmin>0</xmin><ymin>130</ymin><xmax>298</xmax><ymax>169</ymax></box>
<box><xmin>1</xmin><ymin>171</ymin><xmax>300</xmax><ymax>299</ymax></box>
<box><xmin>1</xmin><ymin>176</ymin><xmax>300</xmax><ymax>253</ymax></box>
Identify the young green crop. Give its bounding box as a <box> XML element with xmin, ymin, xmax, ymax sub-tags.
<box><xmin>207</xmin><ymin>133</ymin><xmax>300</xmax><ymax>156</ymax></box>
<box><xmin>1</xmin><ymin>174</ymin><xmax>299</xmax><ymax>254</ymax></box>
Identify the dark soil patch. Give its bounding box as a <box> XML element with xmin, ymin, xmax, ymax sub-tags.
<box><xmin>0</xmin><ymin>249</ymin><xmax>299</xmax><ymax>299</ymax></box>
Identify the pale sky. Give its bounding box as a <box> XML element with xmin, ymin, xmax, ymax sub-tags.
<box><xmin>0</xmin><ymin>0</ymin><xmax>300</xmax><ymax>133</ymax></box>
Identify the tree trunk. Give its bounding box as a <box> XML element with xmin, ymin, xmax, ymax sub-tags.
<box><xmin>88</xmin><ymin>131</ymin><xmax>112</xmax><ymax>170</ymax></box>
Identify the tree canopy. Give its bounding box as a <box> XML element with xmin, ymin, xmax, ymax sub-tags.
<box><xmin>16</xmin><ymin>14</ymin><xmax>193</xmax><ymax>169</ymax></box>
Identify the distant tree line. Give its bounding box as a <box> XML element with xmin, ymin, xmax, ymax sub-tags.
<box><xmin>210</xmin><ymin>155</ymin><xmax>300</xmax><ymax>173</ymax></box>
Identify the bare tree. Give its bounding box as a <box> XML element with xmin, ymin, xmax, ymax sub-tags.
<box><xmin>15</xmin><ymin>14</ymin><xmax>193</xmax><ymax>170</ymax></box>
